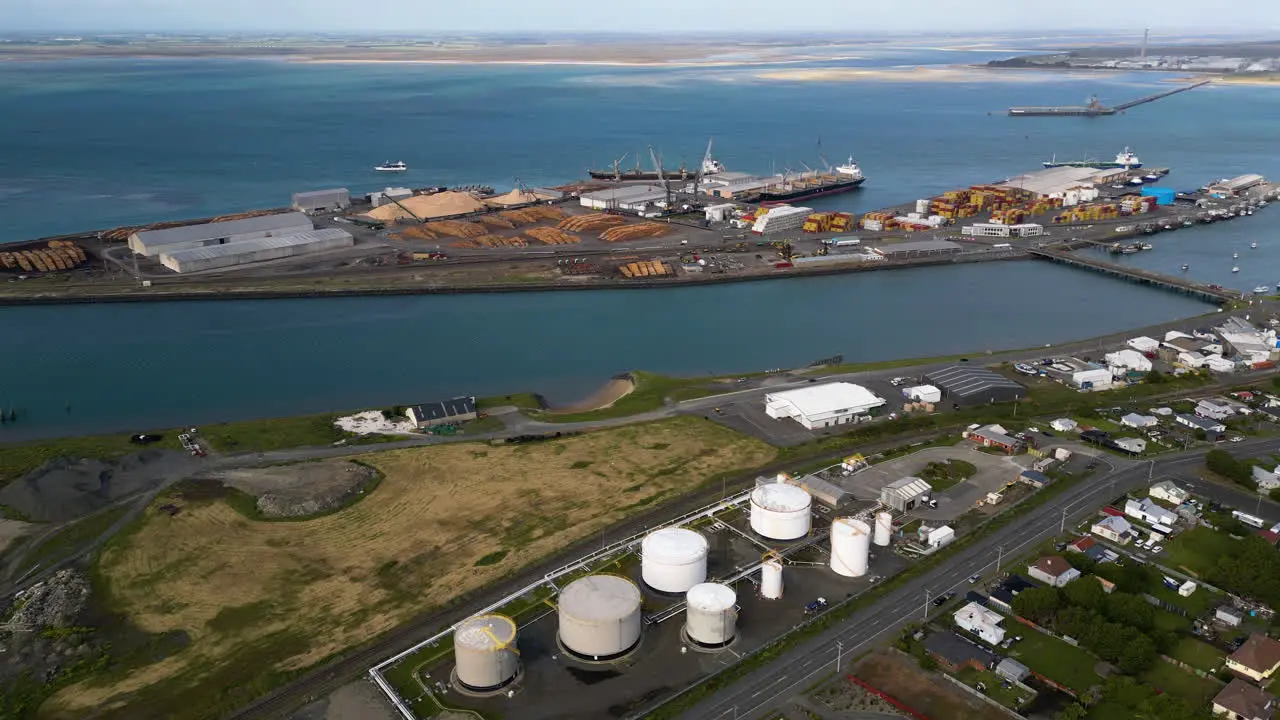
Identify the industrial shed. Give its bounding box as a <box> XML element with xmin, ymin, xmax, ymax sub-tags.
<box><xmin>764</xmin><ymin>383</ymin><xmax>885</xmax><ymax>430</ymax></box>
<box><xmin>129</xmin><ymin>212</ymin><xmax>313</xmax><ymax>257</ymax></box>
<box><xmin>871</xmin><ymin>240</ymin><xmax>961</xmax><ymax>260</ymax></box>
<box><xmin>158</xmin><ymin>228</ymin><xmax>354</xmax><ymax>273</ymax></box>
<box><xmin>291</xmin><ymin>188</ymin><xmax>351</xmax><ymax>213</ymax></box>
<box><xmin>579</xmin><ymin>185</ymin><xmax>668</xmax><ymax>211</ymax></box>
<box><xmin>997</xmin><ymin>166</ymin><xmax>1105</xmax><ymax>198</ymax></box>
<box><xmin>880</xmin><ymin>476</ymin><xmax>932</xmax><ymax>512</ymax></box>
<box><xmin>406</xmin><ymin>396</ymin><xmax>477</xmax><ymax>428</ymax></box>
<box><xmin>924</xmin><ymin>366</ymin><xmax>1026</xmax><ymax>406</ymax></box>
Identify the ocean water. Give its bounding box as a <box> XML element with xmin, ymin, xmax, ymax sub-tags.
<box><xmin>0</xmin><ymin>51</ymin><xmax>1274</xmax><ymax>440</ymax></box>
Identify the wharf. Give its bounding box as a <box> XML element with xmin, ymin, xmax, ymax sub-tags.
<box><xmin>1008</xmin><ymin>79</ymin><xmax>1211</xmax><ymax>117</ymax></box>
<box><xmin>1027</xmin><ymin>246</ymin><xmax>1238</xmax><ymax>303</ymax></box>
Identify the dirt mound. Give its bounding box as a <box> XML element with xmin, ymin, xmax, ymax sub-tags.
<box><xmin>486</xmin><ymin>188</ymin><xmax>559</xmax><ymax>207</ymax></box>
<box><xmin>0</xmin><ymin>450</ymin><xmax>200</xmax><ymax>522</ymax></box>
<box><xmin>209</xmin><ymin>459</ymin><xmax>379</xmax><ymax>519</ymax></box>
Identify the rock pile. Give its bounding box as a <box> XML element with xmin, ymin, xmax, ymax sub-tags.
<box><xmin>9</xmin><ymin>569</ymin><xmax>90</xmax><ymax>628</ymax></box>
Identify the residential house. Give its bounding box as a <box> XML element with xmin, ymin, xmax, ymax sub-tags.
<box><xmin>1252</xmin><ymin>466</ymin><xmax>1280</xmax><ymax>493</ymax></box>
<box><xmin>1114</xmin><ymin>437</ymin><xmax>1148</xmax><ymax>454</ymax></box>
<box><xmin>1198</xmin><ymin>400</ymin><xmax>1235</xmax><ymax>421</ymax></box>
<box><xmin>1028</xmin><ymin>556</ymin><xmax>1081</xmax><ymax>588</ymax></box>
<box><xmin>968</xmin><ymin>424</ymin><xmax>1025</xmax><ymax>454</ymax></box>
<box><xmin>1150</xmin><ymin>480</ymin><xmax>1190</xmax><ymax>505</ymax></box>
<box><xmin>1092</xmin><ymin>515</ymin><xmax>1132</xmax><ymax>543</ymax></box>
<box><xmin>1121</xmin><ymin>413</ymin><xmax>1159</xmax><ymax>429</ymax></box>
<box><xmin>1177</xmin><ymin>413</ymin><xmax>1227</xmax><ymax>438</ymax></box>
<box><xmin>1212</xmin><ymin>678</ymin><xmax>1275</xmax><ymax>720</ymax></box>
<box><xmin>988</xmin><ymin>575</ymin><xmax>1035</xmax><ymax>612</ymax></box>
<box><xmin>1050</xmin><ymin>418</ymin><xmax>1079</xmax><ymax>432</ymax></box>
<box><xmin>954</xmin><ymin>601</ymin><xmax>1007</xmax><ymax>645</ymax></box>
<box><xmin>995</xmin><ymin>658</ymin><xmax>1030</xmax><ymax>683</ymax></box>
<box><xmin>1096</xmin><ymin>576</ymin><xmax>1117</xmax><ymax>594</ymax></box>
<box><xmin>924</xmin><ymin>631</ymin><xmax>996</xmax><ymax>672</ymax></box>
<box><xmin>1125</xmin><ymin>497</ymin><xmax>1178</xmax><ymax>526</ymax></box>
<box><xmin>1227</xmin><ymin>634</ymin><xmax>1280</xmax><ymax>683</ymax></box>
<box><xmin>1068</xmin><ymin>535</ymin><xmax>1098</xmax><ymax>553</ymax></box>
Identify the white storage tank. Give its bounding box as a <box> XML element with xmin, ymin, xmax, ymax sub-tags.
<box><xmin>452</xmin><ymin>614</ymin><xmax>520</xmax><ymax>693</ymax></box>
<box><xmin>750</xmin><ymin>482</ymin><xmax>812</xmax><ymax>541</ymax></box>
<box><xmin>830</xmin><ymin>518</ymin><xmax>871</xmax><ymax>577</ymax></box>
<box><xmin>874</xmin><ymin>512</ymin><xmax>893</xmax><ymax>547</ymax></box>
<box><xmin>641</xmin><ymin>527</ymin><xmax>709</xmax><ymax>594</ymax></box>
<box><xmin>557</xmin><ymin>575</ymin><xmax>643</xmax><ymax>661</ymax></box>
<box><xmin>684</xmin><ymin>583</ymin><xmax>738</xmax><ymax>649</ymax></box>
<box><xmin>760</xmin><ymin>557</ymin><xmax>784</xmax><ymax>599</ymax></box>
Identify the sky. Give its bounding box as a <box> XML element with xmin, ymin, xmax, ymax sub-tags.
<box><xmin>2</xmin><ymin>0</ymin><xmax>1279</xmax><ymax>34</ymax></box>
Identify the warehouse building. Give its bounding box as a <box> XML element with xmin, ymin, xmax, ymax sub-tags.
<box><xmin>923</xmin><ymin>366</ymin><xmax>1026</xmax><ymax>406</ymax></box>
<box><xmin>579</xmin><ymin>185</ymin><xmax>668</xmax><ymax>211</ymax></box>
<box><xmin>880</xmin><ymin>476</ymin><xmax>932</xmax><ymax>512</ymax></box>
<box><xmin>406</xmin><ymin>396</ymin><xmax>477</xmax><ymax>428</ymax></box>
<box><xmin>997</xmin><ymin>166</ymin><xmax>1106</xmax><ymax>201</ymax></box>
<box><xmin>871</xmin><ymin>240</ymin><xmax>961</xmax><ymax>260</ymax></box>
<box><xmin>764</xmin><ymin>382</ymin><xmax>885</xmax><ymax>430</ymax></box>
<box><xmin>1208</xmin><ymin>174</ymin><xmax>1266</xmax><ymax>197</ymax></box>
<box><xmin>291</xmin><ymin>188</ymin><xmax>351</xmax><ymax>213</ymax></box>
<box><xmin>129</xmin><ymin>212</ymin><xmax>313</xmax><ymax>257</ymax></box>
<box><xmin>367</xmin><ymin>187</ymin><xmax>415</xmax><ymax>208</ymax></box>
<box><xmin>158</xmin><ymin>228</ymin><xmax>354</xmax><ymax>273</ymax></box>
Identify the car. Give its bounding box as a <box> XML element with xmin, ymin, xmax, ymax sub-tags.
<box><xmin>927</xmin><ymin>499</ymin><xmax>939</xmax><ymax>509</ymax></box>
<box><xmin>1230</xmin><ymin>436</ymin><xmax>1245</xmax><ymax>443</ymax></box>
<box><xmin>1152</xmin><ymin>545</ymin><xmax>1164</xmax><ymax>554</ymax></box>
<box><xmin>804</xmin><ymin>597</ymin><xmax>829</xmax><ymax>615</ymax></box>
<box><xmin>968</xmin><ymin>574</ymin><xmax>982</xmax><ymax>584</ymax></box>
<box><xmin>1042</xmin><ymin>430</ymin><xmax>1055</xmax><ymax>437</ymax></box>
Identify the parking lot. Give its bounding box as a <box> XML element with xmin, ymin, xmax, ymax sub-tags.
<box><xmin>835</xmin><ymin>445</ymin><xmax>1030</xmax><ymax>522</ymax></box>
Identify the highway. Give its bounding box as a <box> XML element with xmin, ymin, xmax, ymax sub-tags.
<box><xmin>664</xmin><ymin>437</ymin><xmax>1280</xmax><ymax>720</ymax></box>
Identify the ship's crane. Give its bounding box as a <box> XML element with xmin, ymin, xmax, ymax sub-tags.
<box><xmin>609</xmin><ymin>152</ymin><xmax>630</xmax><ymax>181</ymax></box>
<box><xmin>648</xmin><ymin>145</ymin><xmax>672</xmax><ymax>213</ymax></box>
<box><xmin>692</xmin><ymin>136</ymin><xmax>715</xmax><ymax>200</ymax></box>
<box><xmin>817</xmin><ymin>136</ymin><xmax>832</xmax><ymax>171</ymax></box>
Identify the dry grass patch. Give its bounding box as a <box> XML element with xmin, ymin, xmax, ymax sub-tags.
<box><xmin>45</xmin><ymin>417</ymin><xmax>775</xmax><ymax>720</ymax></box>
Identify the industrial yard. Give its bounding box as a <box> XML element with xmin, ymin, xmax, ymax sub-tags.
<box><xmin>2</xmin><ymin>156</ymin><xmax>1276</xmax><ymax>304</ymax></box>
<box><xmin>370</xmin><ymin>437</ymin><xmax>1041</xmax><ymax>720</ymax></box>
<box><xmin>43</xmin><ymin>418</ymin><xmax>775</xmax><ymax>720</ymax></box>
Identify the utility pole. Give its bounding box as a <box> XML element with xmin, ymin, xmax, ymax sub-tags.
<box><xmin>1060</xmin><ymin>507</ymin><xmax>1068</xmax><ymax>534</ymax></box>
<box><xmin>996</xmin><ymin>545</ymin><xmax>1004</xmax><ymax>574</ymax></box>
<box><xmin>923</xmin><ymin>590</ymin><xmax>931</xmax><ymax>621</ymax></box>
<box><xmin>835</xmin><ymin>640</ymin><xmax>844</xmax><ymax>674</ymax></box>
<box><xmin>1148</xmin><ymin>460</ymin><xmax>1155</xmax><ymax>479</ymax></box>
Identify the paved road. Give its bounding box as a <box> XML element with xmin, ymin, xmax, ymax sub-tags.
<box><xmin>664</xmin><ymin>437</ymin><xmax>1280</xmax><ymax>720</ymax></box>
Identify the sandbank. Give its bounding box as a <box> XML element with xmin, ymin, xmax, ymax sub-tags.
<box><xmin>755</xmin><ymin>64</ymin><xmax>1085</xmax><ymax>83</ymax></box>
<box><xmin>548</xmin><ymin>377</ymin><xmax>636</xmax><ymax>414</ymax></box>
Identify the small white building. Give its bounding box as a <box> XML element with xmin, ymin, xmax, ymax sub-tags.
<box><xmin>880</xmin><ymin>476</ymin><xmax>933</xmax><ymax>512</ymax></box>
<box><xmin>1050</xmin><ymin>418</ymin><xmax>1078</xmax><ymax>432</ymax></box>
<box><xmin>1150</xmin><ymin>480</ymin><xmax>1190</xmax><ymax>505</ymax></box>
<box><xmin>1251</xmin><ymin>466</ymin><xmax>1280</xmax><ymax>492</ymax></box>
<box><xmin>1217</xmin><ymin>606</ymin><xmax>1245</xmax><ymax>627</ymax></box>
<box><xmin>1125</xmin><ymin>497</ymin><xmax>1178</xmax><ymax>526</ymax></box>
<box><xmin>954</xmin><ymin>601</ymin><xmax>1006</xmax><ymax>645</ymax></box>
<box><xmin>1179</xmin><ymin>580</ymin><xmax>1198</xmax><ymax>597</ymax></box>
<box><xmin>1070</xmin><ymin>366</ymin><xmax>1113</xmax><ymax>391</ymax></box>
<box><xmin>920</xmin><ymin>524</ymin><xmax>955</xmax><ymax>549</ymax></box>
<box><xmin>1106</xmin><ymin>349</ymin><xmax>1153</xmax><ymax>373</ymax></box>
<box><xmin>291</xmin><ymin>188</ymin><xmax>351</xmax><ymax>213</ymax></box>
<box><xmin>764</xmin><ymin>383</ymin><xmax>885</xmax><ymax>430</ymax></box>
<box><xmin>1114</xmin><ymin>437</ymin><xmax>1148</xmax><ymax>454</ymax></box>
<box><xmin>1028</xmin><ymin>556</ymin><xmax>1081</xmax><ymax>588</ymax></box>
<box><xmin>1121</xmin><ymin>413</ymin><xmax>1158</xmax><ymax>429</ymax></box>
<box><xmin>1092</xmin><ymin>515</ymin><xmax>1132</xmax><ymax>543</ymax></box>
<box><xmin>1127</xmin><ymin>336</ymin><xmax>1161</xmax><ymax>353</ymax></box>
<box><xmin>904</xmin><ymin>385</ymin><xmax>942</xmax><ymax>404</ymax></box>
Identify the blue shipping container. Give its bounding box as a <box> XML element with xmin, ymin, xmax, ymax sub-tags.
<box><xmin>1141</xmin><ymin>187</ymin><xmax>1176</xmax><ymax>206</ymax></box>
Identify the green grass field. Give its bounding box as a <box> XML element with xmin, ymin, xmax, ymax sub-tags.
<box><xmin>1007</xmin><ymin>629</ymin><xmax>1101</xmax><ymax>694</ymax></box>
<box><xmin>535</xmin><ymin>371</ymin><xmax>719</xmax><ymax>423</ymax></box>
<box><xmin>1140</xmin><ymin>658</ymin><xmax>1222</xmax><ymax>706</ymax></box>
<box><xmin>1164</xmin><ymin>526</ymin><xmax>1241</xmax><ymax>579</ymax></box>
<box><xmin>1168</xmin><ymin>637</ymin><xmax>1226</xmax><ymax>673</ymax></box>
<box><xmin>15</xmin><ymin>505</ymin><xmax>132</xmax><ymax>577</ymax></box>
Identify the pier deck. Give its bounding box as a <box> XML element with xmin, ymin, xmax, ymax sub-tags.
<box><xmin>1028</xmin><ymin>246</ymin><xmax>1238</xmax><ymax>303</ymax></box>
<box><xmin>1113</xmin><ymin>79</ymin><xmax>1213</xmax><ymax>111</ymax></box>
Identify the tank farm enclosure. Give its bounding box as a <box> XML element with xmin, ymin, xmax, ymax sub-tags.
<box><xmin>373</xmin><ymin>473</ymin><xmax>912</xmax><ymax>720</ymax></box>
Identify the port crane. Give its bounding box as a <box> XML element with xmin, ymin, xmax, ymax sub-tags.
<box><xmin>607</xmin><ymin>151</ymin><xmax>630</xmax><ymax>181</ymax></box>
<box><xmin>691</xmin><ymin>136</ymin><xmax>715</xmax><ymax>200</ymax></box>
<box><xmin>648</xmin><ymin>145</ymin><xmax>673</xmax><ymax>213</ymax></box>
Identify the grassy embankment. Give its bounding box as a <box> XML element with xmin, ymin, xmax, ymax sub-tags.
<box><xmin>39</xmin><ymin>417</ymin><xmax>776</xmax><ymax>720</ymax></box>
<box><xmin>11</xmin><ymin>505</ymin><xmax>132</xmax><ymax>578</ymax></box>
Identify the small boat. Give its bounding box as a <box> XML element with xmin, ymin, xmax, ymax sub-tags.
<box><xmin>1182</xmin><ymin>219</ymin><xmax>1194</xmax><ymax>227</ymax></box>
<box><xmin>1181</xmin><ymin>263</ymin><xmax>1190</xmax><ymax>270</ymax></box>
<box><xmin>1140</xmin><ymin>242</ymin><xmax>1153</xmax><ymax>250</ymax></box>
<box><xmin>1252</xmin><ymin>242</ymin><xmax>1259</xmax><ymax>249</ymax></box>
<box><xmin>1232</xmin><ymin>266</ymin><xmax>1240</xmax><ymax>273</ymax></box>
<box><xmin>375</xmin><ymin>161</ymin><xmax>408</xmax><ymax>172</ymax></box>
<box><xmin>1233</xmin><ymin>252</ymin><xmax>1239</xmax><ymax>259</ymax></box>
<box><xmin>1143</xmin><ymin>173</ymin><xmax>1161</xmax><ymax>182</ymax></box>
<box><xmin>1111</xmin><ymin>184</ymin><xmax>1126</xmax><ymax>190</ymax></box>
<box><xmin>1129</xmin><ymin>177</ymin><xmax>1145</xmax><ymax>186</ymax></box>
<box><xmin>1255</xmin><ymin>286</ymin><xmax>1271</xmax><ymax>294</ymax></box>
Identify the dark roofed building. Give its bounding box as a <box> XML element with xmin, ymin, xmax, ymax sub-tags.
<box><xmin>924</xmin><ymin>366</ymin><xmax>1026</xmax><ymax>407</ymax></box>
<box><xmin>406</xmin><ymin>396</ymin><xmax>478</xmax><ymax>428</ymax></box>
<box><xmin>1227</xmin><ymin>634</ymin><xmax>1280</xmax><ymax>683</ymax></box>
<box><xmin>1213</xmin><ymin>678</ymin><xmax>1275</xmax><ymax>720</ymax></box>
<box><xmin>923</xmin><ymin>631</ymin><xmax>996</xmax><ymax>672</ymax></box>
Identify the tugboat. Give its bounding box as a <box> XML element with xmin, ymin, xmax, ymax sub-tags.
<box><xmin>1181</xmin><ymin>263</ymin><xmax>1190</xmax><ymax>271</ymax></box>
<box><xmin>1252</xmin><ymin>242</ymin><xmax>1259</xmax><ymax>249</ymax></box>
<box><xmin>1143</xmin><ymin>171</ymin><xmax>1161</xmax><ymax>182</ymax></box>
<box><xmin>375</xmin><ymin>161</ymin><xmax>408</xmax><ymax>172</ymax></box>
<box><xmin>1232</xmin><ymin>266</ymin><xmax>1240</xmax><ymax>273</ymax></box>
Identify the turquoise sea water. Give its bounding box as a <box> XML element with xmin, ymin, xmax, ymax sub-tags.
<box><xmin>0</xmin><ymin>50</ymin><xmax>1274</xmax><ymax>440</ymax></box>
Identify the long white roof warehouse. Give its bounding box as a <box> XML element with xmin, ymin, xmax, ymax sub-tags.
<box><xmin>129</xmin><ymin>212</ymin><xmax>314</xmax><ymax>257</ymax></box>
<box><xmin>764</xmin><ymin>382</ymin><xmax>885</xmax><ymax>430</ymax></box>
<box><xmin>159</xmin><ymin>228</ymin><xmax>354</xmax><ymax>273</ymax></box>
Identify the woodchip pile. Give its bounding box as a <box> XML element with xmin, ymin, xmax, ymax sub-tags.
<box><xmin>618</xmin><ymin>260</ymin><xmax>672</xmax><ymax>278</ymax></box>
<box><xmin>599</xmin><ymin>222</ymin><xmax>672</xmax><ymax>243</ymax></box>
<box><xmin>392</xmin><ymin>226</ymin><xmax>440</xmax><ymax>240</ymax></box>
<box><xmin>478</xmin><ymin>215</ymin><xmax>517</xmax><ymax>229</ymax></box>
<box><xmin>450</xmin><ymin>235</ymin><xmax>529</xmax><ymax>249</ymax></box>
<box><xmin>364</xmin><ymin>191</ymin><xmax>486</xmax><ymax>222</ymax></box>
<box><xmin>524</xmin><ymin>228</ymin><xmax>581</xmax><ymax>245</ymax></box>
<box><xmin>559</xmin><ymin>213</ymin><xmax>626</xmax><ymax>233</ymax></box>
<box><xmin>424</xmin><ymin>220</ymin><xmax>487</xmax><ymax>238</ymax></box>
<box><xmin>1</xmin><ymin>241</ymin><xmax>88</xmax><ymax>273</ymax></box>
<box><xmin>500</xmin><ymin>206</ymin><xmax>565</xmax><ymax>225</ymax></box>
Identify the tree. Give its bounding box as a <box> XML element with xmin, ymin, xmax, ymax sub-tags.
<box><xmin>1012</xmin><ymin>586</ymin><xmax>1062</xmax><ymax>624</ymax></box>
<box><xmin>1271</xmin><ymin>487</ymin><xmax>1280</xmax><ymax>504</ymax></box>
<box><xmin>1055</xmin><ymin>703</ymin><xmax>1089</xmax><ymax>720</ymax></box>
<box><xmin>1105</xmin><ymin>593</ymin><xmax>1155</xmax><ymax>631</ymax></box>
<box><xmin>1206</xmin><ymin>449</ymin><xmax>1250</xmax><ymax>485</ymax></box>
<box><xmin>1115</xmin><ymin>630</ymin><xmax>1157</xmax><ymax>674</ymax></box>
<box><xmin>1145</xmin><ymin>369</ymin><xmax>1167</xmax><ymax>384</ymax></box>
<box><xmin>1063</xmin><ymin>576</ymin><xmax>1106</xmax><ymax>611</ymax></box>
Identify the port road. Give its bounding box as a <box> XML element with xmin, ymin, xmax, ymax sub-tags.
<box><xmin>666</xmin><ymin>437</ymin><xmax>1280</xmax><ymax>720</ymax></box>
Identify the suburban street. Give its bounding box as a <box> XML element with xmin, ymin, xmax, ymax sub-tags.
<box><xmin>664</xmin><ymin>437</ymin><xmax>1280</xmax><ymax>720</ymax></box>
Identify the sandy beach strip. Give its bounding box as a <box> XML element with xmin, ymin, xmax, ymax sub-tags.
<box><xmin>754</xmin><ymin>64</ymin><xmax>1088</xmax><ymax>83</ymax></box>
<box><xmin>547</xmin><ymin>377</ymin><xmax>636</xmax><ymax>414</ymax></box>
